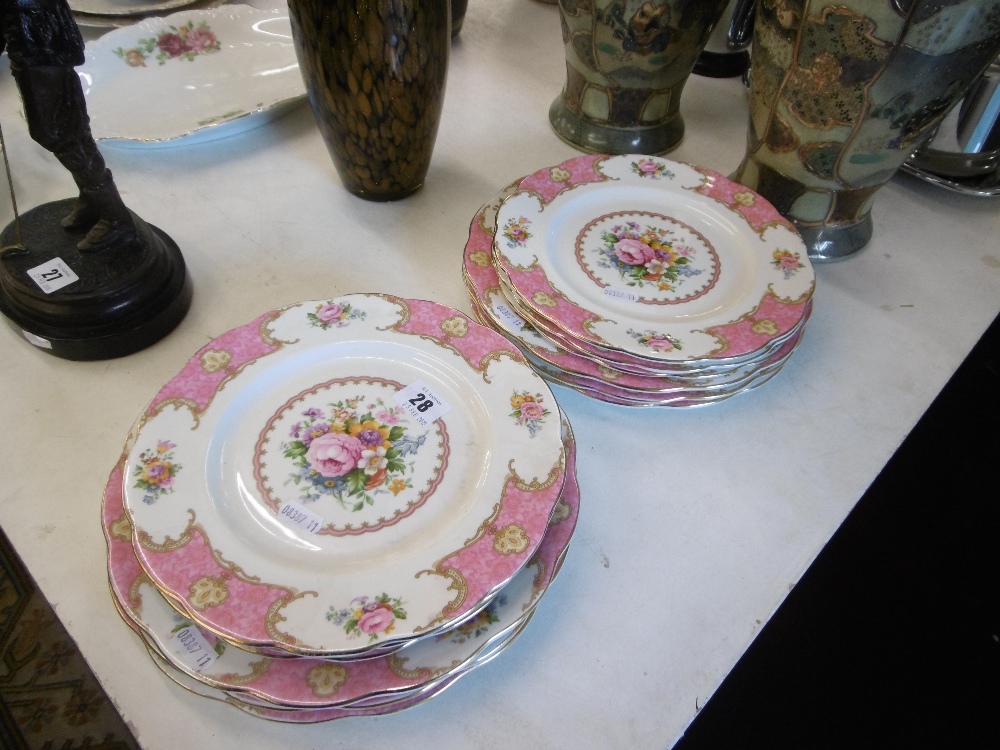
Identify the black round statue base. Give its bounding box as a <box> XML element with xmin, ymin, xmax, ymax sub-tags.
<box><xmin>0</xmin><ymin>199</ymin><xmax>192</xmax><ymax>360</ymax></box>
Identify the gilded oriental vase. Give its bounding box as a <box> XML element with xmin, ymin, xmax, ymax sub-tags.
<box><xmin>732</xmin><ymin>0</ymin><xmax>1000</xmax><ymax>260</ymax></box>
<box><xmin>287</xmin><ymin>0</ymin><xmax>449</xmax><ymax>200</ymax></box>
<box><xmin>550</xmin><ymin>0</ymin><xmax>731</xmax><ymax>154</ymax></box>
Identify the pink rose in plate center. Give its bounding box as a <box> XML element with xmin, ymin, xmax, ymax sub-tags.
<box><xmin>357</xmin><ymin>607</ymin><xmax>394</xmax><ymax>635</ymax></box>
<box><xmin>306</xmin><ymin>432</ymin><xmax>364</xmax><ymax>478</ymax></box>
<box><xmin>315</xmin><ymin>303</ymin><xmax>344</xmax><ymax>324</ymax></box>
<box><xmin>614</xmin><ymin>238</ymin><xmax>656</xmax><ymax>266</ymax></box>
<box><xmin>519</xmin><ymin>401</ymin><xmax>544</xmax><ymax>421</ymax></box>
<box><xmin>638</xmin><ymin>160</ymin><xmax>659</xmax><ymax>174</ymax></box>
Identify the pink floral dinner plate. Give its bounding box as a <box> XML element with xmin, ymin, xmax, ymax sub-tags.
<box><xmin>492</xmin><ymin>155</ymin><xmax>814</xmax><ymax>364</ymax></box>
<box><xmin>121</xmin><ymin>294</ymin><xmax>566</xmax><ymax>657</ymax></box>
<box><xmin>104</xmin><ymin>417</ymin><xmax>579</xmax><ymax>709</ymax></box>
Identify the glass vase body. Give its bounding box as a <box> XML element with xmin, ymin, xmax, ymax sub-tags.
<box><xmin>288</xmin><ymin>0</ymin><xmax>450</xmax><ymax>201</ymax></box>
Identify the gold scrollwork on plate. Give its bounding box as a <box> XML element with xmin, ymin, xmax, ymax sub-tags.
<box><xmin>468</xmin><ymin>250</ymin><xmax>492</xmax><ymax>268</ymax></box>
<box><xmin>264</xmin><ymin>590</ymin><xmax>318</xmax><ymax>647</ymax></box>
<box><xmin>305</xmin><ymin>663</ymin><xmax>349</xmax><ymax>697</ymax></box>
<box><xmin>188</xmin><ymin>575</ymin><xmax>230</xmax><ymax>610</ymax></box>
<box><xmin>199</xmin><ymin>348</ymin><xmax>232</xmax><ymax>373</ymax></box>
<box><xmin>507</xmin><ymin>456</ymin><xmax>564</xmax><ymax>492</ymax></box>
<box><xmin>751</xmin><ymin>318</ymin><xmax>780</xmax><ymax>335</ymax></box>
<box><xmin>491</xmin><ymin>524</ymin><xmax>529</xmax><ymax>555</ymax></box>
<box><xmin>216</xmin><ymin>657</ymin><xmax>271</xmax><ymax>686</ymax></box>
<box><xmin>440</xmin><ymin>315</ymin><xmax>469</xmax><ymax>338</ymax></box>
<box><xmin>386</xmin><ymin>654</ymin><xmax>434</xmax><ymax>681</ymax></box>
<box><xmin>110</xmin><ymin>513</ymin><xmax>132</xmax><ymax>542</ymax></box>
<box><xmin>413</xmin><ymin>566</ymin><xmax>469</xmax><ymax>632</ymax></box>
<box><xmin>532</xmin><ymin>291</ymin><xmax>558</xmax><ymax>308</ymax></box>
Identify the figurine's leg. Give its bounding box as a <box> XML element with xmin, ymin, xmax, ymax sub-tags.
<box><xmin>13</xmin><ymin>65</ymin><xmax>136</xmax><ymax>252</ymax></box>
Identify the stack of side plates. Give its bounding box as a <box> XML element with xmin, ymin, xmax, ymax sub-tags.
<box><xmin>464</xmin><ymin>154</ymin><xmax>815</xmax><ymax>407</ymax></box>
<box><xmin>103</xmin><ymin>294</ymin><xmax>578</xmax><ymax>720</ymax></box>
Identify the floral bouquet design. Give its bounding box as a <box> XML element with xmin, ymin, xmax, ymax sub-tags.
<box><xmin>282</xmin><ymin>397</ymin><xmax>425</xmax><ymax>511</ymax></box>
<box><xmin>114</xmin><ymin>21</ymin><xmax>221</xmax><ymax>67</ymax></box>
<box><xmin>501</xmin><ymin>217</ymin><xmax>532</xmax><ymax>248</ymax></box>
<box><xmin>596</xmin><ymin>221</ymin><xmax>701</xmax><ymax>292</ymax></box>
<box><xmin>327</xmin><ymin>594</ymin><xmax>407</xmax><ymax>643</ymax></box>
<box><xmin>444</xmin><ymin>595</ymin><xmax>505</xmax><ymax>645</ymax></box>
<box><xmin>510</xmin><ymin>391</ymin><xmax>550</xmax><ymax>438</ymax></box>
<box><xmin>306</xmin><ymin>300</ymin><xmax>366</xmax><ymax>330</ymax></box>
<box><xmin>627</xmin><ymin>328</ymin><xmax>683</xmax><ymax>353</ymax></box>
<box><xmin>771</xmin><ymin>249</ymin><xmax>806</xmax><ymax>279</ymax></box>
<box><xmin>133</xmin><ymin>440</ymin><xmax>181</xmax><ymax>504</ymax></box>
<box><xmin>631</xmin><ymin>158</ymin><xmax>674</xmax><ymax>180</ymax></box>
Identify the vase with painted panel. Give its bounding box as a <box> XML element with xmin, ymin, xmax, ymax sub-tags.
<box><xmin>287</xmin><ymin>0</ymin><xmax>450</xmax><ymax>201</ymax></box>
<box><xmin>549</xmin><ymin>0</ymin><xmax>731</xmax><ymax>154</ymax></box>
<box><xmin>731</xmin><ymin>0</ymin><xmax>1000</xmax><ymax>261</ymax></box>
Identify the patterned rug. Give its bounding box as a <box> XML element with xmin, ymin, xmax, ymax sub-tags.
<box><xmin>0</xmin><ymin>528</ymin><xmax>140</xmax><ymax>750</ymax></box>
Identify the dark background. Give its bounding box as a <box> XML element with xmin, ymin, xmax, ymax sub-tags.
<box><xmin>673</xmin><ymin>312</ymin><xmax>1000</xmax><ymax>749</ymax></box>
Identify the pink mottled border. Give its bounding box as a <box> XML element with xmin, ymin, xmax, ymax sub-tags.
<box><xmin>385</xmin><ymin>295</ymin><xmax>524</xmax><ymax>372</ymax></box>
<box><xmin>691</xmin><ymin>166</ymin><xmax>796</xmax><ymax>237</ymax></box>
<box><xmin>147</xmin><ymin>310</ymin><xmax>284</xmax><ymax>418</ymax></box>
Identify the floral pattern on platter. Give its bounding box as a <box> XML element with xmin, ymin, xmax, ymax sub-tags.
<box><xmin>771</xmin><ymin>249</ymin><xmax>806</xmax><ymax>279</ymax></box>
<box><xmin>575</xmin><ymin>211</ymin><xmax>720</xmax><ymax>304</ymax></box>
<box><xmin>306</xmin><ymin>300</ymin><xmax>366</xmax><ymax>330</ymax></box>
<box><xmin>133</xmin><ymin>440</ymin><xmax>181</xmax><ymax>504</ymax></box>
<box><xmin>501</xmin><ymin>217</ymin><xmax>532</xmax><ymax>248</ymax></box>
<box><xmin>327</xmin><ymin>594</ymin><xmax>407</xmax><ymax>644</ymax></box>
<box><xmin>627</xmin><ymin>328</ymin><xmax>683</xmax><ymax>353</ymax></box>
<box><xmin>113</xmin><ymin>22</ymin><xmax>221</xmax><ymax>67</ymax></box>
<box><xmin>284</xmin><ymin>398</ymin><xmax>421</xmax><ymax>508</ymax></box>
<box><xmin>442</xmin><ymin>594</ymin><xmax>506</xmax><ymax>645</ymax></box>
<box><xmin>254</xmin><ymin>377</ymin><xmax>448</xmax><ymax>535</ymax></box>
<box><xmin>510</xmin><ymin>391</ymin><xmax>549</xmax><ymax>438</ymax></box>
<box><xmin>631</xmin><ymin>158</ymin><xmax>675</xmax><ymax>180</ymax></box>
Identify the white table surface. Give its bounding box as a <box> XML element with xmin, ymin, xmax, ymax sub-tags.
<box><xmin>1</xmin><ymin>2</ymin><xmax>998</xmax><ymax>748</ymax></box>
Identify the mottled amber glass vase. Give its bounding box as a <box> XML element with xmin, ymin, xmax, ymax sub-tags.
<box><xmin>288</xmin><ymin>0</ymin><xmax>450</xmax><ymax>201</ymax></box>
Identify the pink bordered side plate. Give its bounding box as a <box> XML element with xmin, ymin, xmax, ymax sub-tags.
<box><xmin>104</xmin><ymin>417</ymin><xmax>579</xmax><ymax>708</ymax></box>
<box><xmin>121</xmin><ymin>294</ymin><xmax>566</xmax><ymax>657</ymax></box>
<box><xmin>493</xmin><ymin>154</ymin><xmax>815</xmax><ymax>363</ymax></box>
<box><xmin>464</xmin><ymin>189</ymin><xmax>810</xmax><ymax>392</ymax></box>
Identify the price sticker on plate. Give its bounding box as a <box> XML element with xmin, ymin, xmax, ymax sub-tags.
<box><xmin>394</xmin><ymin>380</ymin><xmax>452</xmax><ymax>426</ymax></box>
<box><xmin>277</xmin><ymin>500</ymin><xmax>324</xmax><ymax>535</ymax></box>
<box><xmin>603</xmin><ymin>287</ymin><xmax>639</xmax><ymax>304</ymax></box>
<box><xmin>494</xmin><ymin>302</ymin><xmax>527</xmax><ymax>330</ymax></box>
<box><xmin>169</xmin><ymin>624</ymin><xmax>218</xmax><ymax>672</ymax></box>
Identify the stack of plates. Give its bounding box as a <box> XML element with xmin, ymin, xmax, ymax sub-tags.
<box><xmin>464</xmin><ymin>154</ymin><xmax>815</xmax><ymax>407</ymax></box>
<box><xmin>102</xmin><ymin>294</ymin><xmax>578</xmax><ymax>721</ymax></box>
